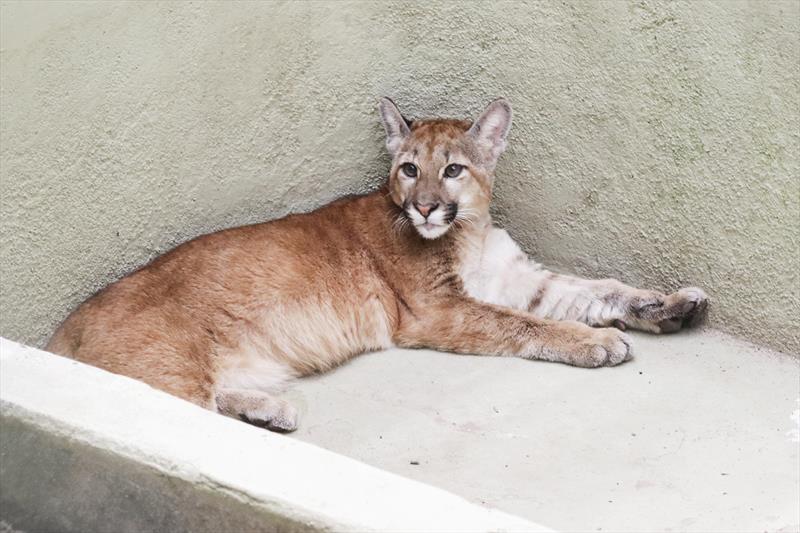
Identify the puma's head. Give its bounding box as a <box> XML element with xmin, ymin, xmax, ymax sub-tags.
<box><xmin>379</xmin><ymin>97</ymin><xmax>512</xmax><ymax>239</ymax></box>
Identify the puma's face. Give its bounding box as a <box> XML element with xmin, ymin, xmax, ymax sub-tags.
<box><xmin>379</xmin><ymin>98</ymin><xmax>512</xmax><ymax>240</ymax></box>
<box><xmin>388</xmin><ymin>120</ymin><xmax>491</xmax><ymax>239</ymax></box>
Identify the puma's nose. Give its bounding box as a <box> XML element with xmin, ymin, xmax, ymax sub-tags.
<box><xmin>414</xmin><ymin>202</ymin><xmax>439</xmax><ymax>218</ymax></box>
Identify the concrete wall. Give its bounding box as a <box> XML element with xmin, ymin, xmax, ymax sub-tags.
<box><xmin>1</xmin><ymin>0</ymin><xmax>797</xmax><ymax>353</ymax></box>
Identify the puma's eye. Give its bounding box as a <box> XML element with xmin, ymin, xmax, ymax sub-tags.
<box><xmin>444</xmin><ymin>163</ymin><xmax>463</xmax><ymax>178</ymax></box>
<box><xmin>400</xmin><ymin>163</ymin><xmax>418</xmax><ymax>178</ymax></box>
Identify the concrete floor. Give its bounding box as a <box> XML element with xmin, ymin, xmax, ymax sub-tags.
<box><xmin>288</xmin><ymin>329</ymin><xmax>800</xmax><ymax>532</ymax></box>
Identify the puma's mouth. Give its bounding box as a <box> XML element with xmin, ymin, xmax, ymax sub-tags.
<box><xmin>414</xmin><ymin>221</ymin><xmax>451</xmax><ymax>239</ymax></box>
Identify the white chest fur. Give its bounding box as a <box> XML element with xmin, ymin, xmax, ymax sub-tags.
<box><xmin>457</xmin><ymin>226</ymin><xmax>544</xmax><ymax>311</ymax></box>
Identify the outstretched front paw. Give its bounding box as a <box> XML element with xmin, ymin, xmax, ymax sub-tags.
<box><xmin>573</xmin><ymin>327</ymin><xmax>634</xmax><ymax>367</ymax></box>
<box><xmin>631</xmin><ymin>287</ymin><xmax>708</xmax><ymax>333</ymax></box>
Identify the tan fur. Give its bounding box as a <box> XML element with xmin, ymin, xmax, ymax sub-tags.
<box><xmin>47</xmin><ymin>98</ymin><xmax>707</xmax><ymax>431</ymax></box>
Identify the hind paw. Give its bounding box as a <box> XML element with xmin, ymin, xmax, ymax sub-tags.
<box><xmin>216</xmin><ymin>389</ymin><xmax>298</xmax><ymax>433</ymax></box>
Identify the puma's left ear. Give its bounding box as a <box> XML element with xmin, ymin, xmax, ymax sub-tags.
<box><xmin>468</xmin><ymin>98</ymin><xmax>512</xmax><ymax>167</ymax></box>
<box><xmin>378</xmin><ymin>97</ymin><xmax>411</xmax><ymax>158</ymax></box>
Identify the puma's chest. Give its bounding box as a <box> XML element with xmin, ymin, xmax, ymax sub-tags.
<box><xmin>456</xmin><ymin>226</ymin><xmax>543</xmax><ymax>310</ymax></box>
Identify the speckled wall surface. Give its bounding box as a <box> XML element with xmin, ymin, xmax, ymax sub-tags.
<box><xmin>1</xmin><ymin>1</ymin><xmax>798</xmax><ymax>354</ymax></box>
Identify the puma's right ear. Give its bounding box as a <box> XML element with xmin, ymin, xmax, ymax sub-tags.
<box><xmin>378</xmin><ymin>97</ymin><xmax>411</xmax><ymax>157</ymax></box>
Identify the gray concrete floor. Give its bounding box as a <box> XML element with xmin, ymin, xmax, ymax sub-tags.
<box><xmin>289</xmin><ymin>330</ymin><xmax>800</xmax><ymax>532</ymax></box>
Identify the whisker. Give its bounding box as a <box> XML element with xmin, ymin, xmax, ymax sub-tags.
<box><xmin>392</xmin><ymin>212</ymin><xmax>411</xmax><ymax>235</ymax></box>
<box><xmin>454</xmin><ymin>211</ymin><xmax>478</xmax><ymax>228</ymax></box>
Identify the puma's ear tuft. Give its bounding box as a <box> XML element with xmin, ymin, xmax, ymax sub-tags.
<box><xmin>468</xmin><ymin>98</ymin><xmax>512</xmax><ymax>168</ymax></box>
<box><xmin>378</xmin><ymin>97</ymin><xmax>411</xmax><ymax>157</ymax></box>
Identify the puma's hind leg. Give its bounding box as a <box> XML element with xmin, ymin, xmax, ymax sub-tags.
<box><xmin>215</xmin><ymin>388</ymin><xmax>299</xmax><ymax>433</ymax></box>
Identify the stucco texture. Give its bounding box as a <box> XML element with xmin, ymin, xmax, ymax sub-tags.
<box><xmin>1</xmin><ymin>1</ymin><xmax>798</xmax><ymax>354</ymax></box>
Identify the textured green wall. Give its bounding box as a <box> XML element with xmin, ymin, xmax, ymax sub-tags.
<box><xmin>1</xmin><ymin>1</ymin><xmax>798</xmax><ymax>354</ymax></box>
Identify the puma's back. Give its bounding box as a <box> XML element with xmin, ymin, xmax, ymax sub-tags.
<box><xmin>47</xmin><ymin>191</ymin><xmax>406</xmax><ymax>407</ymax></box>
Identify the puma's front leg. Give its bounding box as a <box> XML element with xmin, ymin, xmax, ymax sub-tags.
<box><xmin>524</xmin><ymin>272</ymin><xmax>709</xmax><ymax>334</ymax></box>
<box><xmin>459</xmin><ymin>227</ymin><xmax>708</xmax><ymax>334</ymax></box>
<box><xmin>394</xmin><ymin>297</ymin><xmax>633</xmax><ymax>368</ymax></box>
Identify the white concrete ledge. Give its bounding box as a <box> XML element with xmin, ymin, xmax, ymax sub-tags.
<box><xmin>0</xmin><ymin>338</ymin><xmax>549</xmax><ymax>532</ymax></box>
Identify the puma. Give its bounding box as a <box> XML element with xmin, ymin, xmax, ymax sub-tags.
<box><xmin>47</xmin><ymin>98</ymin><xmax>708</xmax><ymax>432</ymax></box>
